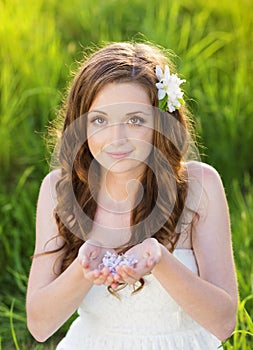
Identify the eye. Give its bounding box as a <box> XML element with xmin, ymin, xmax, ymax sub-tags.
<box><xmin>90</xmin><ymin>116</ymin><xmax>107</xmax><ymax>126</ymax></box>
<box><xmin>127</xmin><ymin>116</ymin><xmax>145</xmax><ymax>127</ymax></box>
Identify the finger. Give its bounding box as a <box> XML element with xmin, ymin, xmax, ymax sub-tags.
<box><xmin>118</xmin><ymin>265</ymin><xmax>134</xmax><ymax>275</ymax></box>
<box><xmin>113</xmin><ymin>274</ymin><xmax>121</xmax><ymax>282</ymax></box>
<box><xmin>112</xmin><ymin>273</ymin><xmax>125</xmax><ymax>285</ymax></box>
<box><xmin>100</xmin><ymin>267</ymin><xmax>110</xmax><ymax>275</ymax></box>
<box><xmin>115</xmin><ymin>273</ymin><xmax>136</xmax><ymax>285</ymax></box>
<box><xmin>104</xmin><ymin>274</ymin><xmax>114</xmax><ymax>286</ymax></box>
<box><xmin>93</xmin><ymin>273</ymin><xmax>111</xmax><ymax>285</ymax></box>
<box><xmin>121</xmin><ymin>265</ymin><xmax>141</xmax><ymax>279</ymax></box>
<box><xmin>115</xmin><ymin>266</ymin><xmax>138</xmax><ymax>285</ymax></box>
<box><xmin>84</xmin><ymin>269</ymin><xmax>101</xmax><ymax>281</ymax></box>
<box><xmin>146</xmin><ymin>257</ymin><xmax>156</xmax><ymax>268</ymax></box>
<box><xmin>79</xmin><ymin>256</ymin><xmax>89</xmax><ymax>268</ymax></box>
<box><xmin>110</xmin><ymin>281</ymin><xmax>120</xmax><ymax>289</ymax></box>
<box><xmin>100</xmin><ymin>269</ymin><xmax>113</xmax><ymax>285</ymax></box>
<box><xmin>92</xmin><ymin>268</ymin><xmax>113</xmax><ymax>285</ymax></box>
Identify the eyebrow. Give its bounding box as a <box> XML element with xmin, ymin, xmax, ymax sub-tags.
<box><xmin>88</xmin><ymin>110</ymin><xmax>107</xmax><ymax>115</ymax></box>
<box><xmin>88</xmin><ymin>110</ymin><xmax>151</xmax><ymax>116</ymax></box>
<box><xmin>126</xmin><ymin>111</ymin><xmax>151</xmax><ymax>116</ymax></box>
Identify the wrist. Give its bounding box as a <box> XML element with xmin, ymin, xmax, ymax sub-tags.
<box><xmin>151</xmin><ymin>243</ymin><xmax>167</xmax><ymax>274</ymax></box>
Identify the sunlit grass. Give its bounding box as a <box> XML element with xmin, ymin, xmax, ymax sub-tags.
<box><xmin>0</xmin><ymin>0</ymin><xmax>252</xmax><ymax>348</ymax></box>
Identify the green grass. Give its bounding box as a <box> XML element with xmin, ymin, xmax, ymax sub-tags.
<box><xmin>0</xmin><ymin>0</ymin><xmax>253</xmax><ymax>348</ymax></box>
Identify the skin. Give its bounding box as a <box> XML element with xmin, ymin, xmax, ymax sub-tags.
<box><xmin>26</xmin><ymin>82</ymin><xmax>238</xmax><ymax>343</ymax></box>
<box><xmin>87</xmin><ymin>84</ymin><xmax>154</xmax><ymax>178</ymax></box>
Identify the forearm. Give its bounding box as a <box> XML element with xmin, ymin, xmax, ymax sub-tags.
<box><xmin>152</xmin><ymin>245</ymin><xmax>237</xmax><ymax>341</ymax></box>
<box><xmin>27</xmin><ymin>258</ymin><xmax>93</xmax><ymax>342</ymax></box>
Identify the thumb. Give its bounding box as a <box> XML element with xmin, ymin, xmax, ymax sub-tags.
<box><xmin>146</xmin><ymin>256</ymin><xmax>155</xmax><ymax>268</ymax></box>
<box><xmin>79</xmin><ymin>255</ymin><xmax>89</xmax><ymax>268</ymax></box>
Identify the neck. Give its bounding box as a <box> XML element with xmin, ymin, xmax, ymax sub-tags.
<box><xmin>99</xmin><ymin>166</ymin><xmax>145</xmax><ymax>205</ymax></box>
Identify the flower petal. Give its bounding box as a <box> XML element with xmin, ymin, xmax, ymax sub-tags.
<box><xmin>155</xmin><ymin>65</ymin><xmax>163</xmax><ymax>81</ymax></box>
<box><xmin>167</xmin><ymin>102</ymin><xmax>175</xmax><ymax>113</ymax></box>
<box><xmin>155</xmin><ymin>64</ymin><xmax>186</xmax><ymax>112</ymax></box>
<box><xmin>158</xmin><ymin>89</ymin><xmax>166</xmax><ymax>100</ymax></box>
<box><xmin>156</xmin><ymin>82</ymin><xmax>164</xmax><ymax>89</ymax></box>
<box><xmin>164</xmin><ymin>65</ymin><xmax>171</xmax><ymax>80</ymax></box>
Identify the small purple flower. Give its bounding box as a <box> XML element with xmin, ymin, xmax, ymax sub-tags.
<box><xmin>100</xmin><ymin>251</ymin><xmax>138</xmax><ymax>274</ymax></box>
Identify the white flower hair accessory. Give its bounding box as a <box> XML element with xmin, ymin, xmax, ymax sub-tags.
<box><xmin>156</xmin><ymin>65</ymin><xmax>186</xmax><ymax>113</ymax></box>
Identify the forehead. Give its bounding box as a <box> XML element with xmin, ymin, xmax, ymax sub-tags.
<box><xmin>89</xmin><ymin>82</ymin><xmax>152</xmax><ymax>110</ymax></box>
<box><xmin>88</xmin><ymin>102</ymin><xmax>153</xmax><ymax>119</ymax></box>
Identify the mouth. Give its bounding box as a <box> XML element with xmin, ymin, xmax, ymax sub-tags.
<box><xmin>106</xmin><ymin>150</ymin><xmax>133</xmax><ymax>159</ymax></box>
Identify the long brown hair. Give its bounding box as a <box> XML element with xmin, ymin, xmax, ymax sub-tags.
<box><xmin>51</xmin><ymin>42</ymin><xmax>194</xmax><ymax>273</ymax></box>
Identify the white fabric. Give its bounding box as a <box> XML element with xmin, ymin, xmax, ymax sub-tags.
<box><xmin>56</xmin><ymin>249</ymin><xmax>221</xmax><ymax>349</ymax></box>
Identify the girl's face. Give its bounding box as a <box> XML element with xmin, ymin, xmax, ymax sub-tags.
<box><xmin>87</xmin><ymin>82</ymin><xmax>154</xmax><ymax>175</ymax></box>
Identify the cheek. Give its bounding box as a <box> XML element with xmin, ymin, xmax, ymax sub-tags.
<box><xmin>133</xmin><ymin>129</ymin><xmax>154</xmax><ymax>158</ymax></box>
<box><xmin>87</xmin><ymin>123</ymin><xmax>112</xmax><ymax>156</ymax></box>
<box><xmin>139</xmin><ymin>127</ymin><xmax>154</xmax><ymax>146</ymax></box>
<box><xmin>146</xmin><ymin>128</ymin><xmax>154</xmax><ymax>145</ymax></box>
<box><xmin>87</xmin><ymin>133</ymin><xmax>103</xmax><ymax>158</ymax></box>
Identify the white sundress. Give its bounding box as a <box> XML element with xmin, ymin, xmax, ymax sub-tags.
<box><xmin>56</xmin><ymin>249</ymin><xmax>221</xmax><ymax>350</ymax></box>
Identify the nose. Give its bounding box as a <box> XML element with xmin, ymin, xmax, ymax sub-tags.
<box><xmin>109</xmin><ymin>122</ymin><xmax>127</xmax><ymax>146</ymax></box>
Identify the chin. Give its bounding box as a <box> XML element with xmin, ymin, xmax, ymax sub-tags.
<box><xmin>102</xmin><ymin>159</ymin><xmax>145</xmax><ymax>175</ymax></box>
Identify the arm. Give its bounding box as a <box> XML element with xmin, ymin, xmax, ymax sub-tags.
<box><xmin>26</xmin><ymin>171</ymin><xmax>93</xmax><ymax>342</ymax></box>
<box><xmin>116</xmin><ymin>162</ymin><xmax>238</xmax><ymax>341</ymax></box>
<box><xmin>153</xmin><ymin>163</ymin><xmax>238</xmax><ymax>341</ymax></box>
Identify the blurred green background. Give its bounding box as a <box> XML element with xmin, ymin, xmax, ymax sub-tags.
<box><xmin>0</xmin><ymin>0</ymin><xmax>252</xmax><ymax>348</ymax></box>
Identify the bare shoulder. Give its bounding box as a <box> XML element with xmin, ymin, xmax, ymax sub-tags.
<box><xmin>39</xmin><ymin>168</ymin><xmax>61</xmax><ymax>196</ymax></box>
<box><xmin>184</xmin><ymin>160</ymin><xmax>221</xmax><ymax>181</ymax></box>
<box><xmin>43</xmin><ymin>168</ymin><xmax>61</xmax><ymax>181</ymax></box>
<box><xmin>184</xmin><ymin>161</ymin><xmax>224</xmax><ymax>191</ymax></box>
<box><xmin>35</xmin><ymin>168</ymin><xmax>62</xmax><ymax>253</ymax></box>
<box><xmin>37</xmin><ymin>169</ymin><xmax>61</xmax><ymax>209</ymax></box>
<box><xmin>183</xmin><ymin>161</ymin><xmax>226</xmax><ymax>215</ymax></box>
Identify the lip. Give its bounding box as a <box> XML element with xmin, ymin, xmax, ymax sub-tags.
<box><xmin>106</xmin><ymin>151</ymin><xmax>133</xmax><ymax>159</ymax></box>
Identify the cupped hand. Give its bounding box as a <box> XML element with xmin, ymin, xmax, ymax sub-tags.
<box><xmin>78</xmin><ymin>240</ymin><xmax>115</xmax><ymax>286</ymax></box>
<box><xmin>114</xmin><ymin>238</ymin><xmax>162</xmax><ymax>285</ymax></box>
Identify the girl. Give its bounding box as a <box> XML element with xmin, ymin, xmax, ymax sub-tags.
<box><xmin>26</xmin><ymin>42</ymin><xmax>238</xmax><ymax>349</ymax></box>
